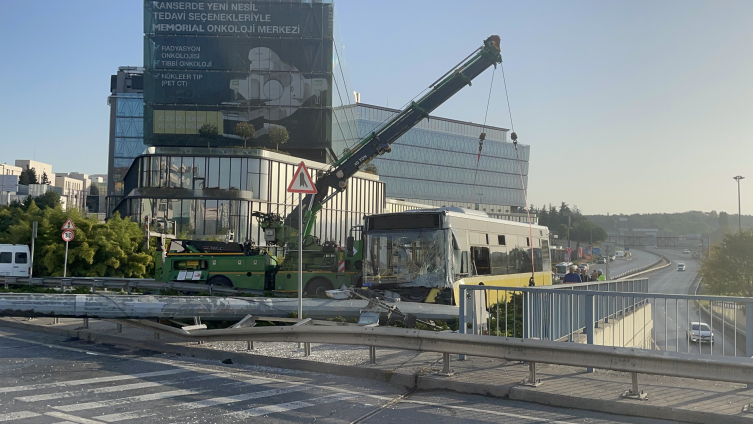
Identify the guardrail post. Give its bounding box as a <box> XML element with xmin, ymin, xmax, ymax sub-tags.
<box><xmin>521</xmin><ymin>361</ymin><xmax>541</xmax><ymax>386</ymax></box>
<box><xmin>621</xmin><ymin>372</ymin><xmax>647</xmax><ymax>400</ymax></box>
<box><xmin>117</xmin><ymin>323</ymin><xmax>122</xmax><ymax>333</ymax></box>
<box><xmin>585</xmin><ymin>294</ymin><xmax>595</xmax><ymax>373</ymax></box>
<box><xmin>436</xmin><ymin>352</ymin><xmax>454</xmax><ymax>377</ymax></box>
<box><xmin>459</xmin><ymin>286</ymin><xmax>467</xmax><ymax>361</ymax></box>
<box><xmin>83</xmin><ymin>318</ymin><xmax>89</xmax><ymax>329</ymax></box>
<box><xmin>247</xmin><ymin>341</ymin><xmax>254</xmax><ymax>350</ymax></box>
<box><xmin>369</xmin><ymin>346</ymin><xmax>376</xmax><ymax>364</ymax></box>
<box><xmin>746</xmin><ymin>302</ymin><xmax>753</xmax><ymax>358</ymax></box>
<box><xmin>304</xmin><ymin>342</ymin><xmax>311</xmax><ymax>356</ymax></box>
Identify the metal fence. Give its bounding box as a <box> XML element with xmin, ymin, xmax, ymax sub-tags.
<box><xmin>459</xmin><ymin>280</ymin><xmax>753</xmax><ymax>361</ymax></box>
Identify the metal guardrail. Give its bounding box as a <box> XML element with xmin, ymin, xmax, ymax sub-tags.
<box><xmin>109</xmin><ymin>318</ymin><xmax>753</xmax><ymax>395</ymax></box>
<box><xmin>459</xmin><ymin>283</ymin><xmax>753</xmax><ymax>360</ymax></box>
<box><xmin>612</xmin><ymin>252</ymin><xmax>670</xmax><ymax>279</ymax></box>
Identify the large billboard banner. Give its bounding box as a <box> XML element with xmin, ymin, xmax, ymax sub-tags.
<box><xmin>143</xmin><ymin>1</ymin><xmax>333</xmax><ymax>151</ymax></box>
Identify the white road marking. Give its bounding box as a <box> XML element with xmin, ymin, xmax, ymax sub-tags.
<box><xmin>45</xmin><ymin>412</ymin><xmax>106</xmax><ymax>424</ymax></box>
<box><xmin>16</xmin><ymin>372</ymin><xmax>225</xmax><ymax>402</ymax></box>
<box><xmin>53</xmin><ymin>388</ymin><xmax>203</xmax><ymax>412</ymax></box>
<box><xmin>0</xmin><ymin>411</ymin><xmax>41</xmax><ymax>421</ymax></box>
<box><xmin>96</xmin><ymin>411</ymin><xmax>156</xmax><ymax>423</ymax></box>
<box><xmin>180</xmin><ymin>384</ymin><xmax>309</xmax><ymax>410</ymax></box>
<box><xmin>227</xmin><ymin>393</ymin><xmax>359</xmax><ymax>418</ymax></box>
<box><xmin>401</xmin><ymin>399</ymin><xmax>592</xmax><ymax>423</ymax></box>
<box><xmin>0</xmin><ymin>369</ymin><xmax>189</xmax><ymax>394</ymax></box>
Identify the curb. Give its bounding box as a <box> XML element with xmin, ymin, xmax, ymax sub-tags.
<box><xmin>509</xmin><ymin>386</ymin><xmax>747</xmax><ymax>424</ymax></box>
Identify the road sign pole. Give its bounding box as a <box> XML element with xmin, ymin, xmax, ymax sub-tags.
<box><xmin>298</xmin><ymin>192</ymin><xmax>303</xmax><ymax>321</ymax></box>
<box><xmin>63</xmin><ymin>241</ymin><xmax>68</xmax><ymax>278</ymax></box>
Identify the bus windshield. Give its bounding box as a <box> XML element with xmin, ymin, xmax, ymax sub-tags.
<box><xmin>364</xmin><ymin>229</ymin><xmax>448</xmax><ymax>287</ymax></box>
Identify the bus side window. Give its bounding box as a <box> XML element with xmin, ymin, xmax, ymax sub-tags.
<box><xmin>461</xmin><ymin>251</ymin><xmax>469</xmax><ymax>274</ymax></box>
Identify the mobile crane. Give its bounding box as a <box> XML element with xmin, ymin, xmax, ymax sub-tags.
<box><xmin>154</xmin><ymin>35</ymin><xmax>503</xmax><ymax>298</ymax></box>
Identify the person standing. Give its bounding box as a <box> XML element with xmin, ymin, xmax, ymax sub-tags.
<box><xmin>597</xmin><ymin>269</ymin><xmax>606</xmax><ymax>281</ymax></box>
<box><xmin>590</xmin><ymin>270</ymin><xmax>598</xmax><ymax>282</ymax></box>
<box><xmin>563</xmin><ymin>266</ymin><xmax>582</xmax><ymax>284</ymax></box>
<box><xmin>580</xmin><ymin>268</ymin><xmax>590</xmax><ymax>282</ymax></box>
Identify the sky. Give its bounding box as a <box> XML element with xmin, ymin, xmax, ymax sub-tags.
<box><xmin>0</xmin><ymin>0</ymin><xmax>751</xmax><ymax>216</ymax></box>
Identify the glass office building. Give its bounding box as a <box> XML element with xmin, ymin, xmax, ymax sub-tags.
<box><xmin>333</xmin><ymin>103</ymin><xmax>528</xmax><ymax>212</ymax></box>
<box><xmin>113</xmin><ymin>147</ymin><xmax>383</xmax><ymax>245</ymax></box>
<box><xmin>107</xmin><ymin>67</ymin><xmax>146</xmax><ymax>212</ymax></box>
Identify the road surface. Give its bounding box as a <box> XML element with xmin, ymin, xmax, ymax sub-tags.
<box><xmin>0</xmin><ymin>326</ymin><xmax>676</xmax><ymax>424</ymax></box>
<box><xmin>647</xmin><ymin>249</ymin><xmax>744</xmax><ymax>357</ymax></box>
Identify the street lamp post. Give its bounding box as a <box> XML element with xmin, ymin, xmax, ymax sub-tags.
<box><xmin>734</xmin><ymin>176</ymin><xmax>745</xmax><ymax>233</ymax></box>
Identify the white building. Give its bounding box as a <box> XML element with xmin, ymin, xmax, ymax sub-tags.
<box><xmin>54</xmin><ymin>175</ymin><xmax>85</xmax><ymax>211</ymax></box>
<box><xmin>14</xmin><ymin>160</ymin><xmax>54</xmax><ymax>183</ymax></box>
<box><xmin>0</xmin><ymin>163</ymin><xmax>22</xmax><ymax>176</ymax></box>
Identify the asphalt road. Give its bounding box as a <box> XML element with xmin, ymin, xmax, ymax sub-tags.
<box><xmin>578</xmin><ymin>249</ymin><xmax>657</xmax><ymax>280</ymax></box>
<box><xmin>0</xmin><ymin>326</ymin><xmax>678</xmax><ymax>424</ymax></box>
<box><xmin>646</xmin><ymin>249</ymin><xmax>745</xmax><ymax>357</ymax></box>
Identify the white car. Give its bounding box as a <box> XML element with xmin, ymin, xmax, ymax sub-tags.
<box><xmin>683</xmin><ymin>249</ymin><xmax>690</xmax><ymax>254</ymax></box>
<box><xmin>677</xmin><ymin>263</ymin><xmax>686</xmax><ymax>271</ymax></box>
<box><xmin>687</xmin><ymin>322</ymin><xmax>713</xmax><ymax>343</ymax></box>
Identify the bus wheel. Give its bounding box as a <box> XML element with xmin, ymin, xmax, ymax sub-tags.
<box><xmin>207</xmin><ymin>275</ymin><xmax>233</xmax><ymax>288</ymax></box>
<box><xmin>305</xmin><ymin>278</ymin><xmax>333</xmax><ymax>297</ymax></box>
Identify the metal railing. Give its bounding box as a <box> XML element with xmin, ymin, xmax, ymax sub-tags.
<box><xmin>0</xmin><ymin>276</ymin><xmax>260</xmax><ymax>296</ymax></box>
<box><xmin>458</xmin><ymin>282</ymin><xmax>753</xmax><ymax>360</ymax></box>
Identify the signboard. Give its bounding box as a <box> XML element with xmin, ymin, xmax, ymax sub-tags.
<box><xmin>601</xmin><ymin>242</ymin><xmax>616</xmax><ymax>256</ymax></box>
<box><xmin>287</xmin><ymin>162</ymin><xmax>317</xmax><ymax>194</ymax></box>
<box><xmin>61</xmin><ymin>218</ymin><xmax>76</xmax><ymax>230</ymax></box>
<box><xmin>143</xmin><ymin>0</ymin><xmax>334</xmax><ymax>152</ymax></box>
<box><xmin>62</xmin><ymin>230</ymin><xmax>75</xmax><ymax>242</ymax></box>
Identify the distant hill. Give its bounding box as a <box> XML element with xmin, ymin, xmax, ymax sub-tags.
<box><xmin>585</xmin><ymin>211</ymin><xmax>753</xmax><ymax>241</ymax></box>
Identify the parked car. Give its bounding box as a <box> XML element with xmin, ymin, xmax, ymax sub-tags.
<box><xmin>687</xmin><ymin>322</ymin><xmax>713</xmax><ymax>343</ymax></box>
<box><xmin>677</xmin><ymin>263</ymin><xmax>686</xmax><ymax>271</ymax></box>
<box><xmin>683</xmin><ymin>249</ymin><xmax>690</xmax><ymax>254</ymax></box>
<box><xmin>578</xmin><ymin>263</ymin><xmax>589</xmax><ymax>272</ymax></box>
<box><xmin>597</xmin><ymin>257</ymin><xmax>607</xmax><ymax>264</ymax></box>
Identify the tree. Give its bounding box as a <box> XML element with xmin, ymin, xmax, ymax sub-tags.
<box><xmin>700</xmin><ymin>230</ymin><xmax>753</xmax><ymax>296</ymax></box>
<box><xmin>40</xmin><ymin>171</ymin><xmax>50</xmax><ymax>185</ymax></box>
<box><xmin>234</xmin><ymin>122</ymin><xmax>255</xmax><ymax>148</ymax></box>
<box><xmin>719</xmin><ymin>212</ymin><xmax>730</xmax><ymax>230</ymax></box>
<box><xmin>362</xmin><ymin>163</ymin><xmax>378</xmax><ymax>174</ymax></box>
<box><xmin>268</xmin><ymin>125</ymin><xmax>289</xmax><ymax>150</ymax></box>
<box><xmin>198</xmin><ymin>123</ymin><xmax>220</xmax><ymax>147</ymax></box>
<box><xmin>18</xmin><ymin>165</ymin><xmax>38</xmax><ymax>185</ymax></box>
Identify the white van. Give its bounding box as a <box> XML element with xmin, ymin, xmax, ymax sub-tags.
<box><xmin>0</xmin><ymin>244</ymin><xmax>31</xmax><ymax>277</ymax></box>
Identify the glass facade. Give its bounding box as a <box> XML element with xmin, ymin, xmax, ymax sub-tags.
<box><xmin>333</xmin><ymin>104</ymin><xmax>528</xmax><ymax>209</ymax></box>
<box><xmin>115</xmin><ymin>148</ymin><xmax>384</xmax><ymax>245</ymax></box>
<box><xmin>111</xmin><ymin>93</ymin><xmax>145</xmax><ymax>195</ymax></box>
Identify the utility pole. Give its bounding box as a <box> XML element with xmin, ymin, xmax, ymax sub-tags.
<box><xmin>734</xmin><ymin>176</ymin><xmax>744</xmax><ymax>233</ymax></box>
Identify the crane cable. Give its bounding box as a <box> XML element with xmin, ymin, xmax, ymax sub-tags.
<box><xmin>468</xmin><ymin>68</ymin><xmax>496</xmax><ymax>209</ymax></box>
<box><xmin>501</xmin><ymin>60</ymin><xmax>537</xmax><ymax>286</ymax></box>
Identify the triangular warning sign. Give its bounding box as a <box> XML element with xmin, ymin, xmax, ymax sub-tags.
<box><xmin>61</xmin><ymin>218</ymin><xmax>76</xmax><ymax>231</ymax></box>
<box><xmin>287</xmin><ymin>162</ymin><xmax>317</xmax><ymax>194</ymax></box>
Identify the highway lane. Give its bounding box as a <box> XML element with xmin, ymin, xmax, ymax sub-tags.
<box><xmin>0</xmin><ymin>326</ymin><xmax>677</xmax><ymax>424</ymax></box>
<box><xmin>576</xmin><ymin>248</ymin><xmax>658</xmax><ymax>280</ymax></box>
<box><xmin>646</xmin><ymin>249</ymin><xmax>744</xmax><ymax>357</ymax></box>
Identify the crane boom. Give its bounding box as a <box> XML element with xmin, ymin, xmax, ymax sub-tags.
<box><xmin>284</xmin><ymin>35</ymin><xmax>502</xmax><ymax>238</ymax></box>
